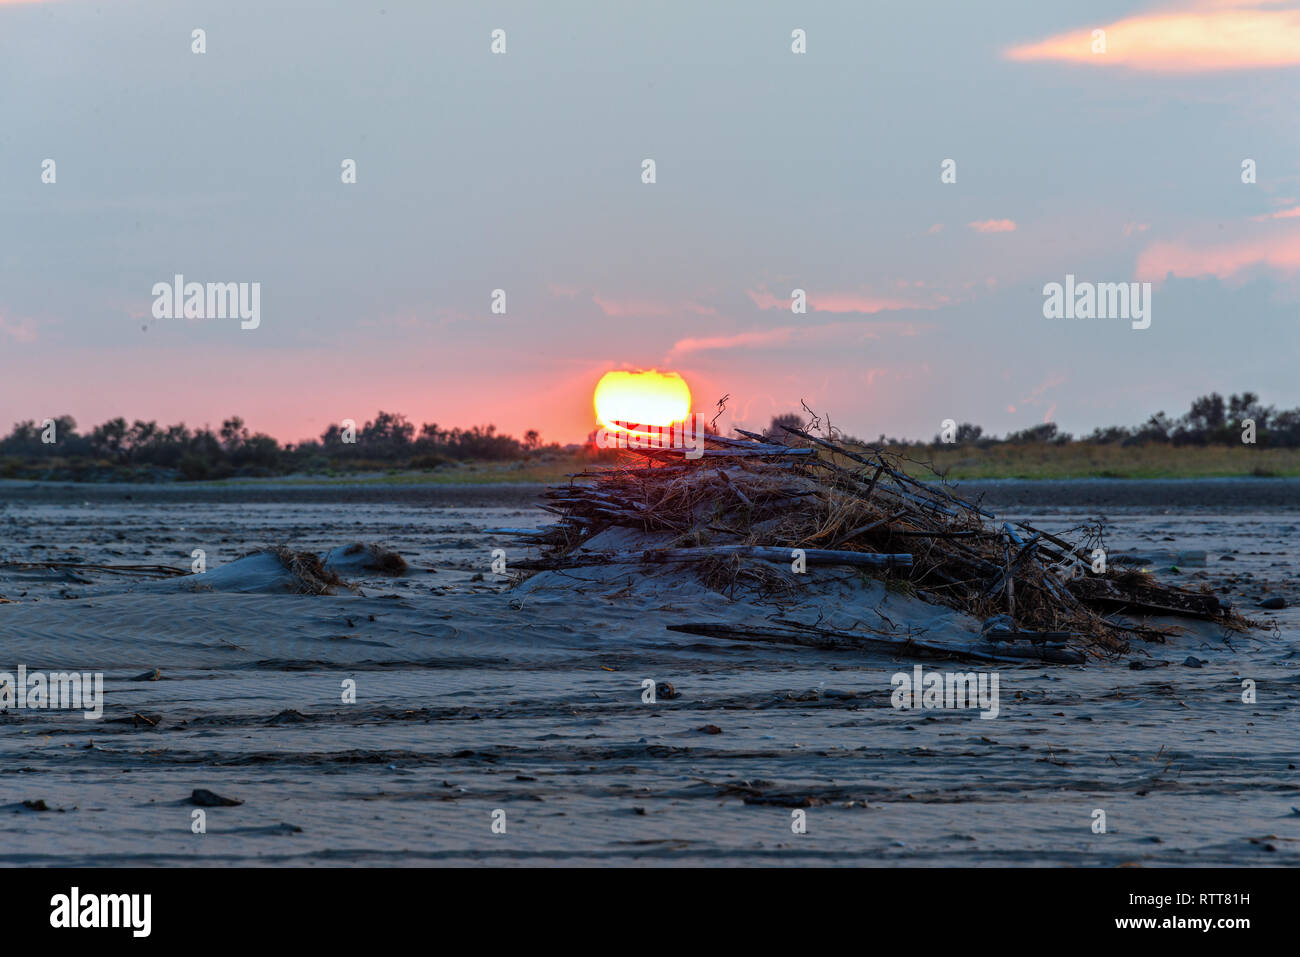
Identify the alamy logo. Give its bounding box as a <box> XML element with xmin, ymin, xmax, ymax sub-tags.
<box><xmin>151</xmin><ymin>274</ymin><xmax>261</xmax><ymax>329</ymax></box>
<box><xmin>50</xmin><ymin>887</ymin><xmax>151</xmax><ymax>937</ymax></box>
<box><xmin>0</xmin><ymin>665</ymin><xmax>103</xmax><ymax>719</ymax></box>
<box><xmin>890</xmin><ymin>665</ymin><xmax>1000</xmax><ymax>719</ymax></box>
<box><xmin>1043</xmin><ymin>274</ymin><xmax>1151</xmax><ymax>330</ymax></box>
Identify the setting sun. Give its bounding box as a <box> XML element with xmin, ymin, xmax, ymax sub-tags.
<box><xmin>593</xmin><ymin>370</ymin><xmax>692</xmax><ymax>432</ymax></box>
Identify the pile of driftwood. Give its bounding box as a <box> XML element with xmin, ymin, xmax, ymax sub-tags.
<box><xmin>505</xmin><ymin>424</ymin><xmax>1247</xmax><ymax>662</ymax></box>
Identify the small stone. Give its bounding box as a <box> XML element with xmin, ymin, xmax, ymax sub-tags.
<box><xmin>698</xmin><ymin>724</ymin><xmax>723</xmax><ymax>735</ymax></box>
<box><xmin>189</xmin><ymin>788</ymin><xmax>243</xmax><ymax>807</ymax></box>
<box><xmin>1258</xmin><ymin>595</ymin><xmax>1286</xmax><ymax>610</ymax></box>
<box><xmin>269</xmin><ymin>709</ymin><xmax>309</xmax><ymax>724</ymax></box>
<box><xmin>1182</xmin><ymin>656</ymin><xmax>1204</xmax><ymax>668</ymax></box>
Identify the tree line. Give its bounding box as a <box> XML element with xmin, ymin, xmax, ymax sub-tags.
<box><xmin>0</xmin><ymin>411</ymin><xmax>558</xmax><ymax>480</ymax></box>
<box><xmin>765</xmin><ymin>392</ymin><xmax>1300</xmax><ymax>448</ymax></box>
<box><xmin>3</xmin><ymin>391</ymin><xmax>1297</xmax><ymax>481</ymax></box>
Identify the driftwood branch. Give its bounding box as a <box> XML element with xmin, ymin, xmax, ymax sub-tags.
<box><xmin>667</xmin><ymin>622</ymin><xmax>1086</xmax><ymax>665</ymax></box>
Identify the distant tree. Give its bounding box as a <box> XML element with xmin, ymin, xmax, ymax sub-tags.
<box><xmin>220</xmin><ymin>417</ymin><xmax>248</xmax><ymax>451</ymax></box>
<box><xmin>1005</xmin><ymin>422</ymin><xmax>1059</xmax><ymax>443</ymax></box>
<box><xmin>1226</xmin><ymin>392</ymin><xmax>1271</xmax><ymax>439</ymax></box>
<box><xmin>360</xmin><ymin>411</ymin><xmax>415</xmax><ymax>457</ymax></box>
<box><xmin>231</xmin><ymin>433</ymin><xmax>281</xmax><ymax>469</ymax></box>
<box><xmin>1130</xmin><ymin>412</ymin><xmax>1175</xmax><ymax>443</ymax></box>
<box><xmin>763</xmin><ymin>412</ymin><xmax>804</xmax><ymax>442</ymax></box>
<box><xmin>1084</xmin><ymin>425</ymin><xmax>1132</xmax><ymax>444</ymax></box>
<box><xmin>90</xmin><ymin>417</ymin><xmax>129</xmax><ymax>461</ymax></box>
<box><xmin>1270</xmin><ymin>407</ymin><xmax>1300</xmax><ymax>446</ymax></box>
<box><xmin>1185</xmin><ymin>393</ymin><xmax>1226</xmax><ymax>434</ymax></box>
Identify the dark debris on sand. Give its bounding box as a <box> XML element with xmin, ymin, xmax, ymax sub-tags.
<box><xmin>189</xmin><ymin>788</ymin><xmax>243</xmax><ymax>807</ymax></box>
<box><xmin>510</xmin><ymin>418</ymin><xmax>1253</xmax><ymax>662</ymax></box>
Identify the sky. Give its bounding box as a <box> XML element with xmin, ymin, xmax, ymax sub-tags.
<box><xmin>1</xmin><ymin>0</ymin><xmax>1298</xmax><ymax>445</ymax></box>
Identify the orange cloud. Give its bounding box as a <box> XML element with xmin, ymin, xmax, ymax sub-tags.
<box><xmin>1006</xmin><ymin>1</ymin><xmax>1300</xmax><ymax>72</ymax></box>
<box><xmin>968</xmin><ymin>219</ymin><xmax>1017</xmax><ymax>233</ymax></box>
<box><xmin>1136</xmin><ymin>227</ymin><xmax>1300</xmax><ymax>280</ymax></box>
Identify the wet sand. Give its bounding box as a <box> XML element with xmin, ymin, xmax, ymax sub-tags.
<box><xmin>0</xmin><ymin>480</ymin><xmax>1296</xmax><ymax>866</ymax></box>
<box><xmin>3</xmin><ymin>475</ymin><xmax>1299</xmax><ymax>508</ymax></box>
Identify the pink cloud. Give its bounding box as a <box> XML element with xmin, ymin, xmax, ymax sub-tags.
<box><xmin>810</xmin><ymin>293</ymin><xmax>922</xmax><ymax>313</ymax></box>
<box><xmin>1254</xmin><ymin>205</ymin><xmax>1300</xmax><ymax>220</ymax></box>
<box><xmin>0</xmin><ymin>313</ymin><xmax>37</xmax><ymax>342</ymax></box>
<box><xmin>746</xmin><ymin>287</ymin><xmax>932</xmax><ymax>314</ymax></box>
<box><xmin>668</xmin><ymin>319</ymin><xmax>931</xmax><ymax>359</ymax></box>
<box><xmin>667</xmin><ymin>328</ymin><xmax>796</xmax><ymax>358</ymax></box>
<box><xmin>968</xmin><ymin>219</ymin><xmax>1017</xmax><ymax>233</ymax></box>
<box><xmin>1005</xmin><ymin>1</ymin><xmax>1300</xmax><ymax>73</ymax></box>
<box><xmin>1136</xmin><ymin>227</ymin><xmax>1300</xmax><ymax>281</ymax></box>
<box><xmin>1003</xmin><ymin>375</ymin><xmax>1068</xmax><ymax>423</ymax></box>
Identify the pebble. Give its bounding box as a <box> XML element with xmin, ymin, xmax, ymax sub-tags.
<box><xmin>189</xmin><ymin>788</ymin><xmax>243</xmax><ymax>807</ymax></box>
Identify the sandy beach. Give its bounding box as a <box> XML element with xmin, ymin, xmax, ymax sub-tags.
<box><xmin>0</xmin><ymin>478</ymin><xmax>1295</xmax><ymax>866</ymax></box>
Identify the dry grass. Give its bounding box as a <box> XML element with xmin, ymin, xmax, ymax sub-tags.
<box><xmin>343</xmin><ymin>543</ymin><xmax>408</xmax><ymax>575</ymax></box>
<box><xmin>909</xmin><ymin>442</ymin><xmax>1300</xmax><ymax>479</ymax></box>
<box><xmin>267</xmin><ymin>546</ymin><xmax>344</xmax><ymax>595</ymax></box>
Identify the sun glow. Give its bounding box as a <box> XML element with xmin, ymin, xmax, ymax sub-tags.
<box><xmin>593</xmin><ymin>370</ymin><xmax>692</xmax><ymax>432</ymax></box>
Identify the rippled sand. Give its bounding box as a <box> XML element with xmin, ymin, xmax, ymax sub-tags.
<box><xmin>0</xmin><ymin>481</ymin><xmax>1295</xmax><ymax>865</ymax></box>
